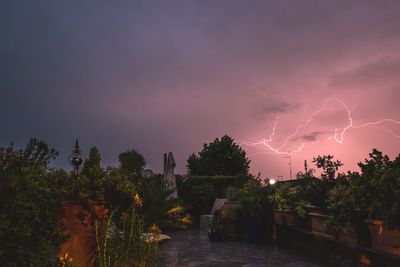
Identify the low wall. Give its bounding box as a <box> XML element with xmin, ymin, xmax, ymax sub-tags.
<box><xmin>59</xmin><ymin>202</ymin><xmax>94</xmax><ymax>267</ymax></box>
<box><xmin>276</xmin><ymin>225</ymin><xmax>400</xmax><ymax>267</ymax></box>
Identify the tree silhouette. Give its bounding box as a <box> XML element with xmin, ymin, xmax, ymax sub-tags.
<box><xmin>186</xmin><ymin>135</ymin><xmax>250</xmax><ymax>176</ymax></box>
<box><xmin>82</xmin><ymin>147</ymin><xmax>103</xmax><ymax>178</ymax></box>
<box><xmin>118</xmin><ymin>149</ymin><xmax>146</xmax><ymax>178</ymax></box>
<box><xmin>82</xmin><ymin>147</ymin><xmax>104</xmax><ymax>198</ymax></box>
<box><xmin>313</xmin><ymin>155</ymin><xmax>343</xmax><ymax>180</ymax></box>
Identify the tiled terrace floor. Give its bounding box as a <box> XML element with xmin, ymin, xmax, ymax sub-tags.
<box><xmin>157</xmin><ymin>229</ymin><xmax>332</xmax><ymax>267</ymax></box>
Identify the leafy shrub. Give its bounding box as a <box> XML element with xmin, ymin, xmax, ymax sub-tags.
<box><xmin>326</xmin><ymin>182</ymin><xmax>357</xmax><ymax>229</ymax></box>
<box><xmin>225</xmin><ymin>186</ymin><xmax>241</xmax><ymax>201</ymax></box>
<box><xmin>103</xmin><ymin>167</ymin><xmax>136</xmax><ymax>210</ymax></box>
<box><xmin>294</xmin><ymin>177</ymin><xmax>332</xmax><ymax>211</ymax></box>
<box><xmin>177</xmin><ymin>175</ymin><xmax>249</xmax><ymax>197</ymax></box>
<box><xmin>270</xmin><ymin>184</ymin><xmax>307</xmax><ymax>217</ymax></box>
<box><xmin>239</xmin><ymin>178</ymin><xmax>272</xmax><ymax>217</ymax></box>
<box><xmin>141</xmin><ymin>175</ymin><xmax>191</xmax><ymax>230</ymax></box>
<box><xmin>0</xmin><ymin>139</ymin><xmax>64</xmax><ymax>266</ymax></box>
<box><xmin>294</xmin><ymin>155</ymin><xmax>348</xmax><ymax>211</ymax></box>
<box><xmin>179</xmin><ymin>183</ymin><xmax>215</xmax><ymax>220</ymax></box>
<box><xmin>327</xmin><ymin>149</ymin><xmax>400</xmax><ymax>229</ymax></box>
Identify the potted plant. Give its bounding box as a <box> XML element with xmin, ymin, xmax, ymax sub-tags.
<box><xmin>208</xmin><ymin>210</ymin><xmax>223</xmax><ymax>241</ymax></box>
<box><xmin>296</xmin><ymin>155</ymin><xmax>346</xmax><ymax>237</ymax></box>
<box><xmin>326</xmin><ymin>180</ymin><xmax>367</xmax><ymax>247</ymax></box>
<box><xmin>270</xmin><ymin>184</ymin><xmax>307</xmax><ymax>227</ymax></box>
<box><xmin>239</xmin><ymin>179</ymin><xmax>272</xmax><ymax>243</ymax></box>
<box><xmin>327</xmin><ymin>150</ymin><xmax>400</xmax><ymax>254</ymax></box>
<box><xmin>360</xmin><ymin>150</ymin><xmax>400</xmax><ymax>255</ymax></box>
<box><xmin>219</xmin><ymin>186</ymin><xmax>241</xmax><ymax>240</ymax></box>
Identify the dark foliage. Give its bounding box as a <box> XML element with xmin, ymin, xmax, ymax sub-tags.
<box><xmin>176</xmin><ymin>175</ymin><xmax>249</xmax><ymax>220</ymax></box>
<box><xmin>0</xmin><ymin>139</ymin><xmax>64</xmax><ymax>266</ymax></box>
<box><xmin>118</xmin><ymin>149</ymin><xmax>146</xmax><ymax>180</ymax></box>
<box><xmin>82</xmin><ymin>147</ymin><xmax>105</xmax><ymax>199</ymax></box>
<box><xmin>140</xmin><ymin>175</ymin><xmax>191</xmax><ymax>230</ymax></box>
<box><xmin>327</xmin><ymin>149</ymin><xmax>400</xmax><ymax>229</ymax></box>
<box><xmin>186</xmin><ymin>135</ymin><xmax>250</xmax><ymax>176</ymax></box>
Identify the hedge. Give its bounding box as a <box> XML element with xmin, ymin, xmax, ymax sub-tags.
<box><xmin>176</xmin><ymin>175</ymin><xmax>250</xmax><ymax>221</ymax></box>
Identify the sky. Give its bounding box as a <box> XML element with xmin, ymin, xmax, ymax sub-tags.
<box><xmin>1</xmin><ymin>1</ymin><xmax>400</xmax><ymax>179</ymax></box>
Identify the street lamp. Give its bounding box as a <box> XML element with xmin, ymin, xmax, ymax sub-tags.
<box><xmin>69</xmin><ymin>139</ymin><xmax>83</xmax><ymax>173</ymax></box>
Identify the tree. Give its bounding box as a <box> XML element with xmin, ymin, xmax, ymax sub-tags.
<box><xmin>313</xmin><ymin>155</ymin><xmax>343</xmax><ymax>180</ymax></box>
<box><xmin>82</xmin><ymin>147</ymin><xmax>103</xmax><ymax>178</ymax></box>
<box><xmin>0</xmin><ymin>138</ymin><xmax>58</xmax><ymax>175</ymax></box>
<box><xmin>186</xmin><ymin>153</ymin><xmax>200</xmax><ymax>175</ymax></box>
<box><xmin>118</xmin><ymin>149</ymin><xmax>146</xmax><ymax>178</ymax></box>
<box><xmin>82</xmin><ymin>147</ymin><xmax>104</xmax><ymax>198</ymax></box>
<box><xmin>0</xmin><ymin>139</ymin><xmax>63</xmax><ymax>265</ymax></box>
<box><xmin>355</xmin><ymin>149</ymin><xmax>400</xmax><ymax>228</ymax></box>
<box><xmin>357</xmin><ymin>148</ymin><xmax>390</xmax><ymax>177</ymax></box>
<box><xmin>186</xmin><ymin>135</ymin><xmax>250</xmax><ymax>176</ymax></box>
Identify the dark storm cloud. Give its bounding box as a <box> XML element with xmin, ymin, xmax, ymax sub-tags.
<box><xmin>292</xmin><ymin>131</ymin><xmax>327</xmax><ymax>142</ymax></box>
<box><xmin>262</xmin><ymin>102</ymin><xmax>301</xmax><ymax>114</ymax></box>
<box><xmin>329</xmin><ymin>56</ymin><xmax>400</xmax><ymax>89</ymax></box>
<box><xmin>1</xmin><ymin>0</ymin><xmax>400</xmax><ymax>177</ymax></box>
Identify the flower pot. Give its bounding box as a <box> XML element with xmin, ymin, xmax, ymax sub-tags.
<box><xmin>244</xmin><ymin>215</ymin><xmax>263</xmax><ymax>243</ymax></box>
<box><xmin>220</xmin><ymin>201</ymin><xmax>242</xmax><ymax>240</ymax></box>
<box><xmin>309</xmin><ymin>212</ymin><xmax>336</xmax><ymax>238</ymax></box>
<box><xmin>59</xmin><ymin>201</ymin><xmax>94</xmax><ymax>267</ymax></box>
<box><xmin>208</xmin><ymin>229</ymin><xmax>223</xmax><ymax>242</ymax></box>
<box><xmin>274</xmin><ymin>210</ymin><xmax>299</xmax><ymax>226</ymax></box>
<box><xmin>366</xmin><ymin>220</ymin><xmax>400</xmax><ymax>256</ymax></box>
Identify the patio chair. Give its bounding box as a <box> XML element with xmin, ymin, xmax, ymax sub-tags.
<box><xmin>199</xmin><ymin>198</ymin><xmax>227</xmax><ymax>230</ymax></box>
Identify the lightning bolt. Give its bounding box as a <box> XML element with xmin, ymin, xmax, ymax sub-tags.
<box><xmin>242</xmin><ymin>98</ymin><xmax>400</xmax><ymax>155</ymax></box>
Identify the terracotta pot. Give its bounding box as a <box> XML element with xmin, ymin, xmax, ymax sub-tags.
<box><xmin>220</xmin><ymin>201</ymin><xmax>242</xmax><ymax>240</ymax></box>
<box><xmin>309</xmin><ymin>212</ymin><xmax>336</xmax><ymax>238</ymax></box>
<box><xmin>274</xmin><ymin>210</ymin><xmax>299</xmax><ymax>226</ymax></box>
<box><xmin>366</xmin><ymin>220</ymin><xmax>400</xmax><ymax>256</ymax></box>
<box><xmin>59</xmin><ymin>201</ymin><xmax>94</xmax><ymax>267</ymax></box>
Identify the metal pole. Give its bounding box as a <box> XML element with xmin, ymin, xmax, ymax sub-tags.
<box><xmin>284</xmin><ymin>154</ymin><xmax>293</xmax><ymax>180</ymax></box>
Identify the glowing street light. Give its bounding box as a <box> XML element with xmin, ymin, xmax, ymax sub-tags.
<box><xmin>69</xmin><ymin>139</ymin><xmax>83</xmax><ymax>173</ymax></box>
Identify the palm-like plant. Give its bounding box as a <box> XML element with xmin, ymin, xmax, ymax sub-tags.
<box><xmin>141</xmin><ymin>176</ymin><xmax>191</xmax><ymax>230</ymax></box>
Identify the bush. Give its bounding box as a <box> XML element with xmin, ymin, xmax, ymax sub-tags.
<box><xmin>0</xmin><ymin>140</ymin><xmax>64</xmax><ymax>266</ymax></box>
<box><xmin>269</xmin><ymin>184</ymin><xmax>307</xmax><ymax>217</ymax></box>
<box><xmin>327</xmin><ymin>150</ymin><xmax>400</xmax><ymax>229</ymax></box>
<box><xmin>293</xmin><ymin>177</ymin><xmax>334</xmax><ymax>211</ymax></box>
<box><xmin>140</xmin><ymin>175</ymin><xmax>191</xmax><ymax>230</ymax></box>
<box><xmin>239</xmin><ymin>178</ymin><xmax>272</xmax><ymax>217</ymax></box>
<box><xmin>225</xmin><ymin>186</ymin><xmax>241</xmax><ymax>201</ymax></box>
